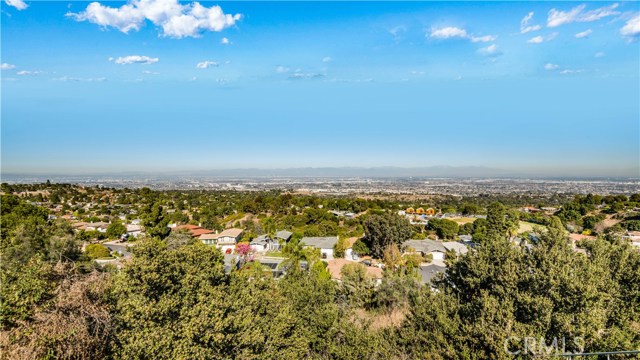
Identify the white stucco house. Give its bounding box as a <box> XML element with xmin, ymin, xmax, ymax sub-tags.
<box><xmin>200</xmin><ymin>228</ymin><xmax>244</xmax><ymax>254</ymax></box>
<box><xmin>301</xmin><ymin>236</ymin><xmax>339</xmax><ymax>260</ymax></box>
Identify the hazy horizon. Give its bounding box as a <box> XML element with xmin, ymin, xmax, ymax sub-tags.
<box><xmin>2</xmin><ymin>1</ymin><xmax>639</xmax><ymax>177</ymax></box>
<box><xmin>2</xmin><ymin>165</ymin><xmax>639</xmax><ymax>179</ymax></box>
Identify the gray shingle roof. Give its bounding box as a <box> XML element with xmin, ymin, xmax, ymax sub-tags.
<box><xmin>275</xmin><ymin>230</ymin><xmax>293</xmax><ymax>241</ymax></box>
<box><xmin>301</xmin><ymin>236</ymin><xmax>338</xmax><ymax>250</ymax></box>
<box><xmin>403</xmin><ymin>239</ymin><xmax>447</xmax><ymax>254</ymax></box>
<box><xmin>418</xmin><ymin>264</ymin><xmax>446</xmax><ymax>285</ymax></box>
<box><xmin>442</xmin><ymin>241</ymin><xmax>469</xmax><ymax>255</ymax></box>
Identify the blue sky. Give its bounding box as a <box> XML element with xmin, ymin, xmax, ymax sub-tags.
<box><xmin>1</xmin><ymin>1</ymin><xmax>639</xmax><ymax>176</ymax></box>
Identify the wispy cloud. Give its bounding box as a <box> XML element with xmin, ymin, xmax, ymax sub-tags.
<box><xmin>4</xmin><ymin>0</ymin><xmax>27</xmax><ymax>11</ymax></box>
<box><xmin>527</xmin><ymin>32</ymin><xmax>558</xmax><ymax>44</ymax></box>
<box><xmin>389</xmin><ymin>25</ymin><xmax>407</xmax><ymax>38</ymax></box>
<box><xmin>275</xmin><ymin>66</ymin><xmax>290</xmax><ymax>74</ymax></box>
<box><xmin>547</xmin><ymin>3</ymin><xmax>619</xmax><ymax>28</ymax></box>
<box><xmin>527</xmin><ymin>35</ymin><xmax>544</xmax><ymax>44</ymax></box>
<box><xmin>322</xmin><ymin>56</ymin><xmax>332</xmax><ymax>63</ymax></box>
<box><xmin>575</xmin><ymin>29</ymin><xmax>592</xmax><ymax>39</ymax></box>
<box><xmin>220</xmin><ymin>37</ymin><xmax>230</xmax><ymax>45</ymax></box>
<box><xmin>52</xmin><ymin>76</ymin><xmax>106</xmax><ymax>82</ymax></box>
<box><xmin>429</xmin><ymin>26</ymin><xmax>496</xmax><ymax>42</ymax></box>
<box><xmin>142</xmin><ymin>70</ymin><xmax>159</xmax><ymax>75</ymax></box>
<box><xmin>288</xmin><ymin>70</ymin><xmax>324</xmax><ymax>80</ymax></box>
<box><xmin>620</xmin><ymin>13</ymin><xmax>640</xmax><ymax>41</ymax></box>
<box><xmin>16</xmin><ymin>70</ymin><xmax>42</xmax><ymax>75</ymax></box>
<box><xmin>196</xmin><ymin>60</ymin><xmax>218</xmax><ymax>69</ymax></box>
<box><xmin>520</xmin><ymin>12</ymin><xmax>542</xmax><ymax>34</ymax></box>
<box><xmin>543</xmin><ymin>63</ymin><xmax>584</xmax><ymax>74</ymax></box>
<box><xmin>110</xmin><ymin>55</ymin><xmax>159</xmax><ymax>65</ymax></box>
<box><xmin>594</xmin><ymin>51</ymin><xmax>606</xmax><ymax>58</ymax></box>
<box><xmin>1</xmin><ymin>63</ymin><xmax>16</xmax><ymax>70</ymax></box>
<box><xmin>477</xmin><ymin>44</ymin><xmax>502</xmax><ymax>57</ymax></box>
<box><xmin>560</xmin><ymin>69</ymin><xmax>584</xmax><ymax>75</ymax></box>
<box><xmin>67</xmin><ymin>0</ymin><xmax>241</xmax><ymax>38</ymax></box>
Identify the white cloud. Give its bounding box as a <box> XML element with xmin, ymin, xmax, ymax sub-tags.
<box><xmin>4</xmin><ymin>0</ymin><xmax>28</xmax><ymax>10</ymax></box>
<box><xmin>16</xmin><ymin>70</ymin><xmax>42</xmax><ymax>75</ymax></box>
<box><xmin>429</xmin><ymin>26</ymin><xmax>495</xmax><ymax>43</ymax></box>
<box><xmin>289</xmin><ymin>71</ymin><xmax>323</xmax><ymax>80</ymax></box>
<box><xmin>547</xmin><ymin>3</ymin><xmax>619</xmax><ymax>28</ymax></box>
<box><xmin>543</xmin><ymin>63</ymin><xmax>584</xmax><ymax>74</ymax></box>
<box><xmin>111</xmin><ymin>55</ymin><xmax>159</xmax><ymax>64</ymax></box>
<box><xmin>574</xmin><ymin>29</ymin><xmax>592</xmax><ymax>38</ymax></box>
<box><xmin>620</xmin><ymin>13</ymin><xmax>640</xmax><ymax>40</ymax></box>
<box><xmin>560</xmin><ymin>69</ymin><xmax>584</xmax><ymax>74</ymax></box>
<box><xmin>477</xmin><ymin>44</ymin><xmax>501</xmax><ymax>57</ymax></box>
<box><xmin>322</xmin><ymin>56</ymin><xmax>332</xmax><ymax>63</ymax></box>
<box><xmin>142</xmin><ymin>70</ymin><xmax>159</xmax><ymax>74</ymax></box>
<box><xmin>544</xmin><ymin>63</ymin><xmax>559</xmax><ymax>70</ymax></box>
<box><xmin>389</xmin><ymin>25</ymin><xmax>407</xmax><ymax>38</ymax></box>
<box><xmin>67</xmin><ymin>0</ymin><xmax>242</xmax><ymax>38</ymax></box>
<box><xmin>527</xmin><ymin>36</ymin><xmax>544</xmax><ymax>44</ymax></box>
<box><xmin>430</xmin><ymin>26</ymin><xmax>468</xmax><ymax>39</ymax></box>
<box><xmin>527</xmin><ymin>32</ymin><xmax>558</xmax><ymax>44</ymax></box>
<box><xmin>1</xmin><ymin>63</ymin><xmax>16</xmax><ymax>70</ymax></box>
<box><xmin>220</xmin><ymin>37</ymin><xmax>230</xmax><ymax>44</ymax></box>
<box><xmin>520</xmin><ymin>12</ymin><xmax>542</xmax><ymax>34</ymax></box>
<box><xmin>196</xmin><ymin>60</ymin><xmax>218</xmax><ymax>69</ymax></box>
<box><xmin>52</xmin><ymin>76</ymin><xmax>106</xmax><ymax>82</ymax></box>
<box><xmin>275</xmin><ymin>66</ymin><xmax>290</xmax><ymax>74</ymax></box>
<box><xmin>594</xmin><ymin>51</ymin><xmax>606</xmax><ymax>58</ymax></box>
<box><xmin>470</xmin><ymin>35</ymin><xmax>496</xmax><ymax>43</ymax></box>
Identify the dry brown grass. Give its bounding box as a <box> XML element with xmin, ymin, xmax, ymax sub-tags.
<box><xmin>0</xmin><ymin>266</ymin><xmax>112</xmax><ymax>360</ymax></box>
<box><xmin>350</xmin><ymin>307</ymin><xmax>408</xmax><ymax>331</ymax></box>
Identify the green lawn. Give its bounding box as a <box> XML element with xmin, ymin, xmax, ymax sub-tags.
<box><xmin>518</xmin><ymin>221</ymin><xmax>546</xmax><ymax>234</ymax></box>
<box><xmin>264</xmin><ymin>251</ymin><xmax>286</xmax><ymax>258</ymax></box>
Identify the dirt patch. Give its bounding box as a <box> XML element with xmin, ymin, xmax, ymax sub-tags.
<box><xmin>350</xmin><ymin>308</ymin><xmax>407</xmax><ymax>331</ymax></box>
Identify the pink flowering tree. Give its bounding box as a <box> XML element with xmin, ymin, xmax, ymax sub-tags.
<box><xmin>235</xmin><ymin>243</ymin><xmax>254</xmax><ymax>262</ymax></box>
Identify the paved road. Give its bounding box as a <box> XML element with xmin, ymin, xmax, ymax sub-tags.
<box><xmin>104</xmin><ymin>241</ymin><xmax>134</xmax><ymax>258</ymax></box>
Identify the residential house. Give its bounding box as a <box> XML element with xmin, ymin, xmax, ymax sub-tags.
<box><xmin>442</xmin><ymin>241</ymin><xmax>469</xmax><ymax>256</ymax></box>
<box><xmin>85</xmin><ymin>222</ymin><xmax>109</xmax><ymax>233</ymax></box>
<box><xmin>250</xmin><ymin>234</ymin><xmax>281</xmax><ymax>252</ymax></box>
<box><xmin>174</xmin><ymin>224</ymin><xmax>215</xmax><ymax>238</ymax></box>
<box><xmin>275</xmin><ymin>230</ymin><xmax>293</xmax><ymax>244</ymax></box>
<box><xmin>418</xmin><ymin>264</ymin><xmax>446</xmax><ymax>286</ymax></box>
<box><xmin>403</xmin><ymin>239</ymin><xmax>448</xmax><ymax>261</ymax></box>
<box><xmin>301</xmin><ymin>236</ymin><xmax>339</xmax><ymax>260</ymax></box>
<box><xmin>199</xmin><ymin>228</ymin><xmax>244</xmax><ymax>254</ymax></box>
<box><xmin>126</xmin><ymin>224</ymin><xmax>142</xmax><ymax>237</ymax></box>
<box><xmin>623</xmin><ymin>231</ymin><xmax>640</xmax><ymax>250</ymax></box>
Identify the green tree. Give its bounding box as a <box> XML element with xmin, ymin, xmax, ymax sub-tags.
<box><xmin>352</xmin><ymin>239</ymin><xmax>370</xmax><ymax>256</ymax></box>
<box><xmin>106</xmin><ymin>221</ymin><xmax>127</xmax><ymax>239</ymax></box>
<box><xmin>334</xmin><ymin>236</ymin><xmax>347</xmax><ymax>258</ymax></box>
<box><xmin>428</xmin><ymin>218</ymin><xmax>459</xmax><ymax>239</ymax></box>
<box><xmin>85</xmin><ymin>244</ymin><xmax>111</xmax><ymax>259</ymax></box>
<box><xmin>336</xmin><ymin>263</ymin><xmax>374</xmax><ymax>308</ymax></box>
<box><xmin>363</xmin><ymin>213</ymin><xmax>413</xmax><ymax>258</ymax></box>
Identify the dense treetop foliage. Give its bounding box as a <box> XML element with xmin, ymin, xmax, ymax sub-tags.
<box><xmin>1</xmin><ymin>183</ymin><xmax>639</xmax><ymax>358</ymax></box>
